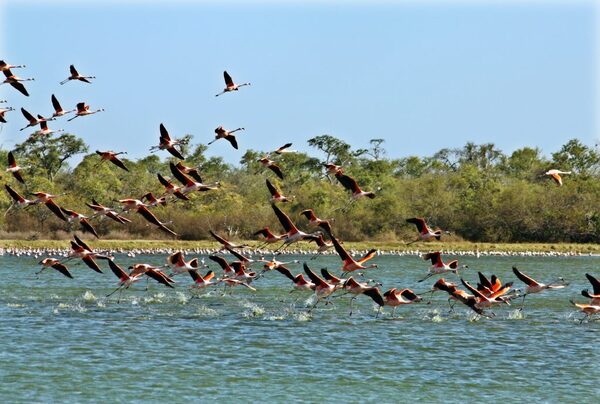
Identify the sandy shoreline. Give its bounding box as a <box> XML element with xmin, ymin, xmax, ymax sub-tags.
<box><xmin>1</xmin><ymin>239</ymin><xmax>599</xmax><ymax>257</ymax></box>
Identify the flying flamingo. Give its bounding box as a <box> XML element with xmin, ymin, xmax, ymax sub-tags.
<box><xmin>545</xmin><ymin>169</ymin><xmax>571</xmax><ymax>186</ymax></box>
<box><xmin>169</xmin><ymin>162</ymin><xmax>220</xmax><ymax>194</ymax></box>
<box><xmin>266</xmin><ymin>179</ymin><xmax>292</xmax><ymax>202</ymax></box>
<box><xmin>270</xmin><ymin>203</ymin><xmax>322</xmax><ymax>252</ymax></box>
<box><xmin>324</xmin><ymin>163</ymin><xmax>344</xmax><ymax>175</ymax></box>
<box><xmin>95</xmin><ymin>151</ymin><xmax>128</xmax><ymax>171</ymax></box>
<box><xmin>406</xmin><ymin>217</ymin><xmax>445</xmax><ymax>244</ymax></box>
<box><xmin>20</xmin><ymin>108</ymin><xmax>52</xmax><ymax>131</ymax></box>
<box><xmin>308</xmin><ymin>234</ymin><xmax>334</xmax><ymax>259</ymax></box>
<box><xmin>6</xmin><ymin>151</ymin><xmax>26</xmax><ymax>184</ymax></box>
<box><xmin>149</xmin><ymin>124</ymin><xmax>186</xmax><ymax>159</ymax></box>
<box><xmin>231</xmin><ymin>261</ymin><xmax>258</xmax><ymax>283</ymax></box>
<box><xmin>303</xmin><ymin>263</ymin><xmax>337</xmax><ymax>312</ymax></box>
<box><xmin>569</xmin><ymin>300</ymin><xmax>600</xmax><ymax>323</ymax></box>
<box><xmin>37</xmin><ymin>258</ymin><xmax>72</xmax><ymax>278</ymax></box>
<box><xmin>460</xmin><ymin>278</ymin><xmax>513</xmax><ymax>311</ymax></box>
<box><xmin>335</xmin><ymin>171</ymin><xmax>376</xmax><ymax>200</ymax></box>
<box><xmin>65</xmin><ymin>235</ymin><xmax>111</xmax><ymax>273</ymax></box>
<box><xmin>174</xmin><ymin>161</ymin><xmax>203</xmax><ymax>183</ymax></box>
<box><xmin>0</xmin><ymin>106</ymin><xmax>14</xmax><ymax>123</ymax></box>
<box><xmin>275</xmin><ymin>266</ymin><xmax>315</xmax><ymax>293</ymax></box>
<box><xmin>208</xmin><ymin>126</ymin><xmax>245</xmax><ymax>149</ymax></box>
<box><xmin>60</xmin><ymin>64</ymin><xmax>96</xmax><ymax>85</ymax></box>
<box><xmin>253</xmin><ymin>227</ymin><xmax>285</xmax><ymax>248</ymax></box>
<box><xmin>50</xmin><ymin>94</ymin><xmax>75</xmax><ymax>118</ymax></box>
<box><xmin>60</xmin><ymin>207</ymin><xmax>100</xmax><ymax>238</ymax></box>
<box><xmin>300</xmin><ymin>209</ymin><xmax>333</xmax><ymax>234</ymax></box>
<box><xmin>34</xmin><ymin>115</ymin><xmax>64</xmax><ymax>136</ymax></box>
<box><xmin>328</xmin><ymin>233</ymin><xmax>378</xmax><ymax>273</ymax></box>
<box><xmin>4</xmin><ymin>184</ymin><xmax>36</xmax><ymax>214</ymax></box>
<box><xmin>208</xmin><ymin>255</ymin><xmax>236</xmax><ymax>277</ymax></box>
<box><xmin>2</xmin><ymin>68</ymin><xmax>34</xmax><ymax>96</ymax></box>
<box><xmin>31</xmin><ymin>192</ymin><xmax>68</xmax><ymax>222</ymax></box>
<box><xmin>418</xmin><ymin>252</ymin><xmax>468</xmax><ymax>282</ymax></box>
<box><xmin>512</xmin><ymin>266</ymin><xmax>567</xmax><ymax>310</ymax></box>
<box><xmin>209</xmin><ymin>230</ymin><xmax>248</xmax><ymax>251</ymax></box>
<box><xmin>258</xmin><ymin>157</ymin><xmax>284</xmax><ymax>179</ymax></box>
<box><xmin>433</xmin><ymin>279</ymin><xmax>486</xmax><ymax>316</ymax></box>
<box><xmin>0</xmin><ymin>60</ymin><xmax>26</xmax><ymax>71</ymax></box>
<box><xmin>141</xmin><ymin>192</ymin><xmax>168</xmax><ymax>207</ymax></box>
<box><xmin>67</xmin><ymin>102</ymin><xmax>104</xmax><ymax>122</ymax></box>
<box><xmin>188</xmin><ymin>269</ymin><xmax>216</xmax><ymax>290</ymax></box>
<box><xmin>215</xmin><ymin>70</ymin><xmax>250</xmax><ymax>96</ymax></box>
<box><xmin>157</xmin><ymin>173</ymin><xmax>190</xmax><ymax>201</ymax></box>
<box><xmin>165</xmin><ymin>251</ymin><xmax>207</xmax><ymax>276</ymax></box>
<box><xmin>272</xmin><ymin>143</ymin><xmax>296</xmax><ymax>155</ymax></box>
<box><xmin>128</xmin><ymin>263</ymin><xmax>175</xmax><ymax>288</ymax></box>
<box><xmin>117</xmin><ymin>198</ymin><xmax>177</xmax><ymax>236</ymax></box>
<box><xmin>86</xmin><ymin>199</ymin><xmax>131</xmax><ymax>224</ymax></box>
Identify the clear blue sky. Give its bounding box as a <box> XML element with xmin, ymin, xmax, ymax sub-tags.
<box><xmin>1</xmin><ymin>1</ymin><xmax>597</xmax><ymax>165</ymax></box>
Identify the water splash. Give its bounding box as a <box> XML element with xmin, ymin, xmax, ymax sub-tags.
<box><xmin>81</xmin><ymin>290</ymin><xmax>97</xmax><ymax>303</ymax></box>
<box><xmin>507</xmin><ymin>309</ymin><xmax>525</xmax><ymax>320</ymax></box>
<box><xmin>175</xmin><ymin>291</ymin><xmax>189</xmax><ymax>305</ymax></box>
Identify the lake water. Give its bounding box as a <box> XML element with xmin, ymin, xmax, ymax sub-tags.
<box><xmin>0</xmin><ymin>253</ymin><xmax>598</xmax><ymax>402</ymax></box>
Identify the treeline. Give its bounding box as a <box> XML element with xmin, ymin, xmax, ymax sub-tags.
<box><xmin>1</xmin><ymin>133</ymin><xmax>599</xmax><ymax>243</ymax></box>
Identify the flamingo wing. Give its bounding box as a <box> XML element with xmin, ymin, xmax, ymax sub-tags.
<box><xmin>223</xmin><ymin>71</ymin><xmax>234</xmax><ymax>87</ymax></box>
<box><xmin>270</xmin><ymin>203</ymin><xmax>296</xmax><ymax>233</ymax></box>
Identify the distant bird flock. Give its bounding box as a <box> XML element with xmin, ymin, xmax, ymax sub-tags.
<box><xmin>0</xmin><ymin>60</ymin><xmax>597</xmax><ymax>321</ymax></box>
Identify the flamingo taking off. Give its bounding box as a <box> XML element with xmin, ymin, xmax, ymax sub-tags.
<box><xmin>209</xmin><ymin>126</ymin><xmax>245</xmax><ymax>149</ymax></box>
<box><xmin>270</xmin><ymin>203</ymin><xmax>322</xmax><ymax>251</ymax></box>
<box><xmin>418</xmin><ymin>251</ymin><xmax>468</xmax><ymax>282</ymax></box>
<box><xmin>581</xmin><ymin>273</ymin><xmax>600</xmax><ymax>306</ymax></box>
<box><xmin>545</xmin><ymin>169</ymin><xmax>571</xmax><ymax>186</ymax></box>
<box><xmin>328</xmin><ymin>233</ymin><xmax>378</xmax><ymax>273</ymax></box>
<box><xmin>2</xmin><ymin>68</ymin><xmax>34</xmax><ymax>96</ymax></box>
<box><xmin>67</xmin><ymin>102</ymin><xmax>104</xmax><ymax>121</ymax></box>
<box><xmin>60</xmin><ymin>64</ymin><xmax>96</xmax><ymax>85</ymax></box>
<box><xmin>60</xmin><ymin>207</ymin><xmax>100</xmax><ymax>238</ymax></box>
<box><xmin>406</xmin><ymin>217</ymin><xmax>444</xmax><ymax>244</ymax></box>
<box><xmin>383</xmin><ymin>288</ymin><xmax>422</xmax><ymax>316</ymax></box>
<box><xmin>266</xmin><ymin>179</ymin><xmax>292</xmax><ymax>202</ymax></box>
<box><xmin>106</xmin><ymin>259</ymin><xmax>143</xmax><ymax>301</ymax></box>
<box><xmin>215</xmin><ymin>70</ymin><xmax>250</xmax><ymax>96</ymax></box>
<box><xmin>37</xmin><ymin>258</ymin><xmax>72</xmax><ymax>278</ymax></box>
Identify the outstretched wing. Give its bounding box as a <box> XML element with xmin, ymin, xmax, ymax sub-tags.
<box><xmin>224</xmin><ymin>71</ymin><xmax>234</xmax><ymax>87</ymax></box>
<box><xmin>170</xmin><ymin>162</ymin><xmax>192</xmax><ymax>185</ymax></box>
<box><xmin>335</xmin><ymin>172</ymin><xmax>360</xmax><ymax>193</ymax></box>
<box><xmin>51</xmin><ymin>94</ymin><xmax>62</xmax><ymax>112</ymax></box>
<box><xmin>11</xmin><ymin>82</ymin><xmax>29</xmax><ymax>96</ymax></box>
<box><xmin>270</xmin><ymin>203</ymin><xmax>296</xmax><ymax>233</ymax></box>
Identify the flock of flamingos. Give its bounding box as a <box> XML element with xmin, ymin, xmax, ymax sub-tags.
<box><xmin>0</xmin><ymin>59</ymin><xmax>598</xmax><ymax>322</ymax></box>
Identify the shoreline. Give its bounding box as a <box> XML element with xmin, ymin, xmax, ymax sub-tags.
<box><xmin>1</xmin><ymin>239</ymin><xmax>599</xmax><ymax>257</ymax></box>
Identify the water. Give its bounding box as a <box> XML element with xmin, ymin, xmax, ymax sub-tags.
<box><xmin>1</xmin><ymin>254</ymin><xmax>599</xmax><ymax>402</ymax></box>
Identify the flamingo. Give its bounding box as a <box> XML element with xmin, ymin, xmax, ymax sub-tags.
<box><xmin>340</xmin><ymin>276</ymin><xmax>385</xmax><ymax>316</ymax></box>
<box><xmin>117</xmin><ymin>199</ymin><xmax>177</xmax><ymax>236</ymax></box>
<box><xmin>209</xmin><ymin>230</ymin><xmax>248</xmax><ymax>251</ymax></box>
<box><xmin>208</xmin><ymin>126</ymin><xmax>245</xmax><ymax>149</ymax></box>
<box><xmin>418</xmin><ymin>252</ymin><xmax>468</xmax><ymax>282</ymax></box>
<box><xmin>328</xmin><ymin>233</ymin><xmax>378</xmax><ymax>273</ymax></box>
<box><xmin>261</xmin><ymin>257</ymin><xmax>299</xmax><ymax>272</ymax></box>
<box><xmin>4</xmin><ymin>184</ymin><xmax>36</xmax><ymax>214</ymax></box>
<box><xmin>2</xmin><ymin>69</ymin><xmax>34</xmax><ymax>96</ymax></box>
<box><xmin>569</xmin><ymin>300</ymin><xmax>600</xmax><ymax>323</ymax></box>
<box><xmin>37</xmin><ymin>258</ymin><xmax>72</xmax><ymax>278</ymax></box>
<box><xmin>149</xmin><ymin>123</ymin><xmax>187</xmax><ymax>159</ymax></box>
<box><xmin>258</xmin><ymin>157</ymin><xmax>284</xmax><ymax>179</ymax></box>
<box><xmin>208</xmin><ymin>255</ymin><xmax>236</xmax><ymax>277</ymax></box>
<box><xmin>303</xmin><ymin>263</ymin><xmax>337</xmax><ymax>311</ymax></box>
<box><xmin>60</xmin><ymin>64</ymin><xmax>96</xmax><ymax>85</ymax></box>
<box><xmin>512</xmin><ymin>266</ymin><xmax>567</xmax><ymax>310</ymax></box>
<box><xmin>270</xmin><ymin>203</ymin><xmax>322</xmax><ymax>252</ymax></box>
<box><xmin>308</xmin><ymin>234</ymin><xmax>334</xmax><ymax>259</ymax></box>
<box><xmin>65</xmin><ymin>235</ymin><xmax>110</xmax><ymax>273</ymax></box>
<box><xmin>174</xmin><ymin>161</ymin><xmax>203</xmax><ymax>183</ymax></box>
<box><xmin>166</xmin><ymin>251</ymin><xmax>207</xmax><ymax>276</ymax></box>
<box><xmin>86</xmin><ymin>199</ymin><xmax>131</xmax><ymax>224</ymax></box>
<box><xmin>19</xmin><ymin>108</ymin><xmax>52</xmax><ymax>131</ymax></box>
<box><xmin>460</xmin><ymin>278</ymin><xmax>513</xmax><ymax>310</ymax></box>
<box><xmin>31</xmin><ymin>192</ymin><xmax>68</xmax><ymax>222</ymax></box>
<box><xmin>383</xmin><ymin>288</ymin><xmax>422</xmax><ymax>317</ymax></box>
<box><xmin>545</xmin><ymin>169</ymin><xmax>571</xmax><ymax>186</ymax></box>
<box><xmin>0</xmin><ymin>106</ymin><xmax>14</xmax><ymax>123</ymax></box>
<box><xmin>188</xmin><ymin>269</ymin><xmax>216</xmax><ymax>290</ymax></box>
<box><xmin>6</xmin><ymin>151</ymin><xmax>26</xmax><ymax>184</ymax></box>
<box><xmin>324</xmin><ymin>163</ymin><xmax>343</xmax><ymax>175</ymax></box>
<box><xmin>128</xmin><ymin>264</ymin><xmax>175</xmax><ymax>288</ymax></box>
<box><xmin>272</xmin><ymin>143</ymin><xmax>296</xmax><ymax>155</ymax></box>
<box><xmin>254</xmin><ymin>227</ymin><xmax>285</xmax><ymax>247</ymax></box>
<box><xmin>335</xmin><ymin>171</ymin><xmax>376</xmax><ymax>200</ymax></box>
<box><xmin>169</xmin><ymin>162</ymin><xmax>220</xmax><ymax>194</ymax></box>
<box><xmin>433</xmin><ymin>279</ymin><xmax>486</xmax><ymax>316</ymax></box>
<box><xmin>266</xmin><ymin>179</ymin><xmax>292</xmax><ymax>202</ymax></box>
<box><xmin>300</xmin><ymin>209</ymin><xmax>333</xmax><ymax>234</ymax></box>
<box><xmin>581</xmin><ymin>273</ymin><xmax>600</xmax><ymax>305</ymax></box>
<box><xmin>50</xmin><ymin>94</ymin><xmax>75</xmax><ymax>118</ymax></box>
<box><xmin>406</xmin><ymin>217</ymin><xmax>444</xmax><ymax>244</ymax></box>
<box><xmin>157</xmin><ymin>174</ymin><xmax>190</xmax><ymax>201</ymax></box>
<box><xmin>67</xmin><ymin>102</ymin><xmax>104</xmax><ymax>121</ymax></box>
<box><xmin>215</xmin><ymin>70</ymin><xmax>250</xmax><ymax>96</ymax></box>
<box><xmin>141</xmin><ymin>192</ymin><xmax>168</xmax><ymax>207</ymax></box>
<box><xmin>60</xmin><ymin>207</ymin><xmax>100</xmax><ymax>238</ymax></box>
<box><xmin>106</xmin><ymin>259</ymin><xmax>143</xmax><ymax>301</ymax></box>
<box><xmin>95</xmin><ymin>151</ymin><xmax>128</xmax><ymax>171</ymax></box>
<box><xmin>35</xmin><ymin>116</ymin><xmax>64</xmax><ymax>136</ymax></box>
<box><xmin>231</xmin><ymin>261</ymin><xmax>258</xmax><ymax>283</ymax></box>
<box><xmin>0</xmin><ymin>60</ymin><xmax>26</xmax><ymax>71</ymax></box>
<box><xmin>275</xmin><ymin>266</ymin><xmax>315</xmax><ymax>292</ymax></box>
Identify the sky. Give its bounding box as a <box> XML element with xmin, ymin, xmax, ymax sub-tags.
<box><xmin>0</xmin><ymin>0</ymin><xmax>597</xmax><ymax>166</ymax></box>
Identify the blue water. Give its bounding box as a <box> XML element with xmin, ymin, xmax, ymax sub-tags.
<box><xmin>0</xmin><ymin>254</ymin><xmax>598</xmax><ymax>402</ymax></box>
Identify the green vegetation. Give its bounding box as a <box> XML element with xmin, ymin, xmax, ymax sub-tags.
<box><xmin>1</xmin><ymin>133</ymin><xmax>599</xmax><ymax>244</ymax></box>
